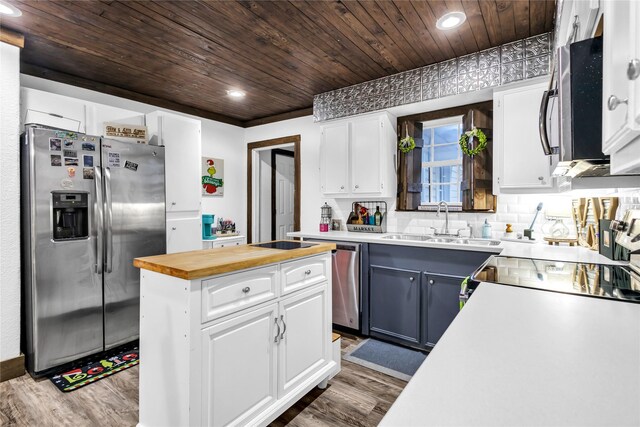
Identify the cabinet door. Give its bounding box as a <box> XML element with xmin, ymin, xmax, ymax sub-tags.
<box><xmin>320</xmin><ymin>122</ymin><xmax>349</xmax><ymax>195</ymax></box>
<box><xmin>494</xmin><ymin>83</ymin><xmax>554</xmax><ymax>190</ymax></box>
<box><xmin>278</xmin><ymin>284</ymin><xmax>329</xmax><ymax>397</ymax></box>
<box><xmin>369</xmin><ymin>266</ymin><xmax>421</xmax><ymax>345</ymax></box>
<box><xmin>602</xmin><ymin>0</ymin><xmax>640</xmax><ymax>159</ymax></box>
<box><xmin>156</xmin><ymin>113</ymin><xmax>202</xmax><ymax>213</ymax></box>
<box><xmin>423</xmin><ymin>274</ymin><xmax>465</xmax><ymax>346</ymax></box>
<box><xmin>21</xmin><ymin>88</ymin><xmax>87</xmax><ymax>132</ymax></box>
<box><xmin>166</xmin><ymin>217</ymin><xmax>201</xmax><ymax>254</ymax></box>
<box><xmin>351</xmin><ymin>116</ymin><xmax>382</xmax><ymax>194</ymax></box>
<box><xmin>201</xmin><ymin>303</ymin><xmax>278</xmax><ymax>427</ymax></box>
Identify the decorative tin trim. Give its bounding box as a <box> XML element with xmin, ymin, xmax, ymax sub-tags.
<box><xmin>313</xmin><ymin>33</ymin><xmax>551</xmax><ymax>122</ymax></box>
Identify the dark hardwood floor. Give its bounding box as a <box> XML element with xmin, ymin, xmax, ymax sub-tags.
<box><xmin>0</xmin><ymin>333</ymin><xmax>406</xmax><ymax>426</ymax></box>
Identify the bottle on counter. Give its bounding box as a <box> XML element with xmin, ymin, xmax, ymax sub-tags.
<box><xmin>482</xmin><ymin>219</ymin><xmax>492</xmax><ymax>239</ymax></box>
<box><xmin>374</xmin><ymin>206</ymin><xmax>382</xmax><ymax>226</ymax></box>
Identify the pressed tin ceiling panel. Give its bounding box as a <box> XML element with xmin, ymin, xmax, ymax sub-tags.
<box><xmin>2</xmin><ymin>0</ymin><xmax>555</xmax><ymax>126</ymax></box>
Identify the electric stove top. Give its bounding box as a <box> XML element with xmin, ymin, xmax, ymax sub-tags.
<box><xmin>469</xmin><ymin>256</ymin><xmax>640</xmax><ymax>303</ymax></box>
<box><xmin>250</xmin><ymin>241</ymin><xmax>317</xmax><ymax>250</ymax></box>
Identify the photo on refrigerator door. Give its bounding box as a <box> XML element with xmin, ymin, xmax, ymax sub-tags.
<box><xmin>202</xmin><ymin>157</ymin><xmax>224</xmax><ymax>196</ymax></box>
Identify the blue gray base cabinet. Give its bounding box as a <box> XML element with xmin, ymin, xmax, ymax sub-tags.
<box><xmin>368</xmin><ymin>244</ymin><xmax>490</xmax><ymax>349</ymax></box>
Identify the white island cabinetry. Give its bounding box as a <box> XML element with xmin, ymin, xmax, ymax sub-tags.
<box><xmin>137</xmin><ymin>251</ymin><xmax>334</xmax><ymax>427</ymax></box>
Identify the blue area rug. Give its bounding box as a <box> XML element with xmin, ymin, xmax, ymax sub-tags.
<box><xmin>343</xmin><ymin>339</ymin><xmax>427</xmax><ymax>381</ymax></box>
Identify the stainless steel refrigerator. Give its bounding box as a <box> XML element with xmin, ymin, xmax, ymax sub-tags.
<box><xmin>21</xmin><ymin>124</ymin><xmax>166</xmax><ymax>375</ymax></box>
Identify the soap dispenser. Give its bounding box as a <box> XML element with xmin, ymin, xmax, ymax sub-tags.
<box><xmin>482</xmin><ymin>219</ymin><xmax>492</xmax><ymax>239</ymax></box>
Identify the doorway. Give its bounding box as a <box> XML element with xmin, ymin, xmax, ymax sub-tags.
<box><xmin>247</xmin><ymin>135</ymin><xmax>300</xmax><ymax>243</ymax></box>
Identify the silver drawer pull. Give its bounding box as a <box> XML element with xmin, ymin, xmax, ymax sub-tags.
<box><xmin>274</xmin><ymin>318</ymin><xmax>280</xmax><ymax>343</ymax></box>
<box><xmin>304</xmin><ymin>269</ymin><xmax>311</xmax><ymax>275</ymax></box>
<box><xmin>242</xmin><ymin>286</ymin><xmax>250</xmax><ymax>293</ymax></box>
<box><xmin>280</xmin><ymin>315</ymin><xmax>287</xmax><ymax>340</ymax></box>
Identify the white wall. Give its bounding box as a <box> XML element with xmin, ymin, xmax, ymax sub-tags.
<box><xmin>245</xmin><ymin>116</ymin><xmax>322</xmax><ymax>233</ymax></box>
<box><xmin>0</xmin><ymin>42</ymin><xmax>21</xmax><ymax>362</ymax></box>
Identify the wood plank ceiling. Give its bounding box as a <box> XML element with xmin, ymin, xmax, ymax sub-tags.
<box><xmin>2</xmin><ymin>0</ymin><xmax>555</xmax><ymax>127</ymax></box>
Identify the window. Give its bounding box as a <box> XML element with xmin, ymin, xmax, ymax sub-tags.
<box><xmin>420</xmin><ymin>116</ymin><xmax>463</xmax><ymax>207</ymax></box>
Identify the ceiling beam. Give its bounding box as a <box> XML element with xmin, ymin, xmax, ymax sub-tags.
<box><xmin>0</xmin><ymin>28</ymin><xmax>25</xmax><ymax>48</ymax></box>
<box><xmin>243</xmin><ymin>108</ymin><xmax>314</xmax><ymax>128</ymax></box>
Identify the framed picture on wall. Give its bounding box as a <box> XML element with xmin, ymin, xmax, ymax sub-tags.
<box><xmin>202</xmin><ymin>157</ymin><xmax>224</xmax><ymax>196</ymax></box>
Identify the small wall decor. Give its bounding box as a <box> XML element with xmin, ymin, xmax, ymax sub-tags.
<box><xmin>103</xmin><ymin>123</ymin><xmax>147</xmax><ymax>144</ymax></box>
<box><xmin>202</xmin><ymin>157</ymin><xmax>224</xmax><ymax>196</ymax></box>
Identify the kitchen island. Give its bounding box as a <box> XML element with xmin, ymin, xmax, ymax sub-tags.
<box><xmin>133</xmin><ymin>241</ymin><xmax>336</xmax><ymax>427</ymax></box>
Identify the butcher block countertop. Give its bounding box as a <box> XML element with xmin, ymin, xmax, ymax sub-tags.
<box><xmin>133</xmin><ymin>241</ymin><xmax>336</xmax><ymax>280</ymax></box>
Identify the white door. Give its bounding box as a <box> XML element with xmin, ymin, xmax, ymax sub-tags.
<box><xmin>159</xmin><ymin>113</ymin><xmax>202</xmax><ymax>213</ymax></box>
<box><xmin>201</xmin><ymin>303</ymin><xmax>278</xmax><ymax>427</ymax></box>
<box><xmin>278</xmin><ymin>284</ymin><xmax>329</xmax><ymax>397</ymax></box>
<box><xmin>274</xmin><ymin>153</ymin><xmax>295</xmax><ymax>240</ymax></box>
<box><xmin>351</xmin><ymin>117</ymin><xmax>382</xmax><ymax>194</ymax></box>
<box><xmin>320</xmin><ymin>122</ymin><xmax>349</xmax><ymax>195</ymax></box>
<box><xmin>495</xmin><ymin>83</ymin><xmax>553</xmax><ymax>190</ymax></box>
<box><xmin>166</xmin><ymin>217</ymin><xmax>201</xmax><ymax>254</ymax></box>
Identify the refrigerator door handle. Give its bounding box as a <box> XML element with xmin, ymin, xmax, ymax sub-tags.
<box><xmin>94</xmin><ymin>166</ymin><xmax>103</xmax><ymax>274</ymax></box>
<box><xmin>105</xmin><ymin>166</ymin><xmax>113</xmax><ymax>273</ymax></box>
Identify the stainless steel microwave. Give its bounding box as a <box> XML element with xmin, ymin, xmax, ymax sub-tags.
<box><xmin>539</xmin><ymin>37</ymin><xmax>606</xmax><ymax>177</ymax></box>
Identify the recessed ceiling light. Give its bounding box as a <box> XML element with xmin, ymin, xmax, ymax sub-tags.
<box><xmin>436</xmin><ymin>11</ymin><xmax>466</xmax><ymax>30</ymax></box>
<box><xmin>226</xmin><ymin>89</ymin><xmax>246</xmax><ymax>98</ymax></box>
<box><xmin>0</xmin><ymin>1</ymin><xmax>22</xmax><ymax>17</ymax></box>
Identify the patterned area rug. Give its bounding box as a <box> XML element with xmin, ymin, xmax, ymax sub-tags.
<box><xmin>343</xmin><ymin>339</ymin><xmax>427</xmax><ymax>381</ymax></box>
<box><xmin>49</xmin><ymin>345</ymin><xmax>139</xmax><ymax>392</ymax></box>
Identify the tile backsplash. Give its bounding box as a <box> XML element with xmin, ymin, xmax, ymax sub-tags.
<box><xmin>313</xmin><ymin>33</ymin><xmax>551</xmax><ymax>122</ymax></box>
<box><xmin>323</xmin><ymin>189</ymin><xmax>640</xmax><ymax>240</ymax></box>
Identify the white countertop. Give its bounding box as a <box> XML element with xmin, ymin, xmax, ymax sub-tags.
<box><xmin>380</xmin><ymin>282</ymin><xmax>640</xmax><ymax>426</ymax></box>
<box><xmin>288</xmin><ymin>231</ymin><xmax>624</xmax><ymax>264</ymax></box>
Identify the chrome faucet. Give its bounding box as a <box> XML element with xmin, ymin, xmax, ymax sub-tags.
<box><xmin>436</xmin><ymin>201</ymin><xmax>450</xmax><ymax>235</ymax></box>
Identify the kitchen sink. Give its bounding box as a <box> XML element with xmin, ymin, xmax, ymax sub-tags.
<box><xmin>382</xmin><ymin>234</ymin><xmax>500</xmax><ymax>246</ymax></box>
<box><xmin>382</xmin><ymin>234</ymin><xmax>432</xmax><ymax>241</ymax></box>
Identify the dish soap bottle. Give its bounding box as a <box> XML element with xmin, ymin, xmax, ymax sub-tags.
<box><xmin>482</xmin><ymin>219</ymin><xmax>492</xmax><ymax>239</ymax></box>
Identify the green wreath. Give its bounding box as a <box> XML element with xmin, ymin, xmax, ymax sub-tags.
<box><xmin>398</xmin><ymin>135</ymin><xmax>415</xmax><ymax>153</ymax></box>
<box><xmin>398</xmin><ymin>122</ymin><xmax>415</xmax><ymax>153</ymax></box>
<box><xmin>459</xmin><ymin>127</ymin><xmax>487</xmax><ymax>156</ymax></box>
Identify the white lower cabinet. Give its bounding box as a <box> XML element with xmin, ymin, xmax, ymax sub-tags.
<box><xmin>201</xmin><ymin>303</ymin><xmax>278</xmax><ymax>427</ymax></box>
<box><xmin>166</xmin><ymin>217</ymin><xmax>201</xmax><ymax>253</ymax></box>
<box><xmin>278</xmin><ymin>285</ymin><xmax>329</xmax><ymax>396</ymax></box>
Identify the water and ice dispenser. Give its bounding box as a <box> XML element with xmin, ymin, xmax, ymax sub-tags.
<box><xmin>52</xmin><ymin>192</ymin><xmax>89</xmax><ymax>240</ymax></box>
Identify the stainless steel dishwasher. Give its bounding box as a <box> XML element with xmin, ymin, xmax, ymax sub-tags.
<box><xmin>308</xmin><ymin>240</ymin><xmax>361</xmax><ymax>329</ymax></box>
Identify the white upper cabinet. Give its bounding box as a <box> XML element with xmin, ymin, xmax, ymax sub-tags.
<box><xmin>146</xmin><ymin>111</ymin><xmax>202</xmax><ymax>213</ymax></box>
<box><xmin>87</xmin><ymin>104</ymin><xmax>145</xmax><ymax>136</ymax></box>
<box><xmin>602</xmin><ymin>0</ymin><xmax>640</xmax><ymax>174</ymax></box>
<box><xmin>493</xmin><ymin>82</ymin><xmax>555</xmax><ymax>193</ymax></box>
<box><xmin>21</xmin><ymin>88</ymin><xmax>88</xmax><ymax>133</ymax></box>
<box><xmin>319</xmin><ymin>122</ymin><xmax>349</xmax><ymax>195</ymax></box>
<box><xmin>320</xmin><ymin>113</ymin><xmax>396</xmax><ymax>198</ymax></box>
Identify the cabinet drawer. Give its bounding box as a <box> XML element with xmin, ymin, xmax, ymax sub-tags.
<box><xmin>202</xmin><ymin>266</ymin><xmax>278</xmax><ymax>323</ymax></box>
<box><xmin>281</xmin><ymin>255</ymin><xmax>328</xmax><ymax>296</ymax></box>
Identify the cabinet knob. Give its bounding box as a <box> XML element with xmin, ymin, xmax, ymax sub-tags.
<box><xmin>538</xmin><ymin>176</ymin><xmax>544</xmax><ymax>180</ymax></box>
<box><xmin>608</xmin><ymin>95</ymin><xmax>628</xmax><ymax>111</ymax></box>
<box><xmin>354</xmin><ymin>185</ymin><xmax>359</xmax><ymax>189</ymax></box>
<box><xmin>628</xmin><ymin>59</ymin><xmax>640</xmax><ymax>80</ymax></box>
<box><xmin>340</xmin><ymin>186</ymin><xmax>344</xmax><ymax>190</ymax></box>
<box><xmin>242</xmin><ymin>287</ymin><xmax>250</xmax><ymax>293</ymax></box>
<box><xmin>171</xmin><ymin>202</ymin><xmax>176</xmax><ymax>206</ymax></box>
<box><xmin>171</xmin><ymin>227</ymin><xmax>176</xmax><ymax>231</ymax></box>
<box><xmin>305</xmin><ymin>269</ymin><xmax>311</xmax><ymax>275</ymax></box>
<box><xmin>409</xmin><ymin>277</ymin><xmax>414</xmax><ymax>282</ymax></box>
<box><xmin>429</xmin><ymin>279</ymin><xmax>434</xmax><ymax>285</ymax></box>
